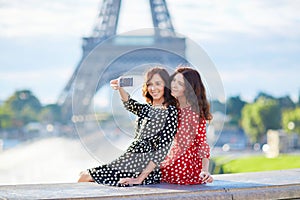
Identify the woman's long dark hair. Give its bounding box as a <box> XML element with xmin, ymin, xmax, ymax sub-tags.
<box><xmin>171</xmin><ymin>66</ymin><xmax>212</xmax><ymax>120</ymax></box>
<box><xmin>142</xmin><ymin>67</ymin><xmax>177</xmax><ymax>107</ymax></box>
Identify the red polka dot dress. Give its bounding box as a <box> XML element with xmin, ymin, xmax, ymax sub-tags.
<box><xmin>160</xmin><ymin>106</ymin><xmax>210</xmax><ymax>185</ymax></box>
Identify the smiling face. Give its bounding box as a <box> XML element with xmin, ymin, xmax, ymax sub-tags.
<box><xmin>146</xmin><ymin>73</ymin><xmax>165</xmax><ymax>104</ymax></box>
<box><xmin>171</xmin><ymin>73</ymin><xmax>186</xmax><ymax>99</ymax></box>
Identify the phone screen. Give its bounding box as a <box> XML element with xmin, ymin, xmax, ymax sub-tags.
<box><xmin>119</xmin><ymin>77</ymin><xmax>133</xmax><ymax>87</ymax></box>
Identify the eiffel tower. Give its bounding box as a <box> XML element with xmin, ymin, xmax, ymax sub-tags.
<box><xmin>58</xmin><ymin>0</ymin><xmax>187</xmax><ymax>122</ymax></box>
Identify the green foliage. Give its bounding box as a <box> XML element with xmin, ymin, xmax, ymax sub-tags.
<box><xmin>226</xmin><ymin>96</ymin><xmax>246</xmax><ymax>126</ymax></box>
<box><xmin>211</xmin><ymin>100</ymin><xmax>226</xmax><ymax>114</ymax></box>
<box><xmin>1</xmin><ymin>90</ymin><xmax>42</xmax><ymax>128</ymax></box>
<box><xmin>241</xmin><ymin>103</ymin><xmax>262</xmax><ymax>143</ymax></box>
<box><xmin>0</xmin><ymin>105</ymin><xmax>14</xmax><ymax>128</ymax></box>
<box><xmin>0</xmin><ymin>90</ymin><xmax>59</xmax><ymax>129</ymax></box>
<box><xmin>259</xmin><ymin>98</ymin><xmax>281</xmax><ymax>129</ymax></box>
<box><xmin>5</xmin><ymin>90</ymin><xmax>42</xmax><ymax>113</ymax></box>
<box><xmin>39</xmin><ymin>104</ymin><xmax>62</xmax><ymax>123</ymax></box>
<box><xmin>282</xmin><ymin>107</ymin><xmax>300</xmax><ymax>134</ymax></box>
<box><xmin>241</xmin><ymin>97</ymin><xmax>281</xmax><ymax>143</ymax></box>
<box><xmin>278</xmin><ymin>96</ymin><xmax>295</xmax><ymax>110</ymax></box>
<box><xmin>20</xmin><ymin>105</ymin><xmax>39</xmax><ymax>124</ymax></box>
<box><xmin>254</xmin><ymin>92</ymin><xmax>275</xmax><ymax>102</ymax></box>
<box><xmin>218</xmin><ymin>155</ymin><xmax>300</xmax><ymax>174</ymax></box>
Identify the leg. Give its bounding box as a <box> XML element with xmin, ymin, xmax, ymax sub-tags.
<box><xmin>78</xmin><ymin>170</ymin><xmax>94</xmax><ymax>182</ymax></box>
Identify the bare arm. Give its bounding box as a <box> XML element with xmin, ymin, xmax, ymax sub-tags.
<box><xmin>200</xmin><ymin>158</ymin><xmax>213</xmax><ymax>183</ymax></box>
<box><xmin>136</xmin><ymin>161</ymin><xmax>156</xmax><ymax>183</ymax></box>
<box><xmin>118</xmin><ymin>161</ymin><xmax>156</xmax><ymax>185</ymax></box>
<box><xmin>202</xmin><ymin>158</ymin><xmax>210</xmax><ymax>172</ymax></box>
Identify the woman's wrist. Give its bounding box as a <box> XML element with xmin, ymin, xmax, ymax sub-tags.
<box><xmin>136</xmin><ymin>176</ymin><xmax>144</xmax><ymax>184</ymax></box>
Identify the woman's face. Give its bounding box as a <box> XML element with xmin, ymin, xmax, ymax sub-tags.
<box><xmin>147</xmin><ymin>73</ymin><xmax>165</xmax><ymax>102</ymax></box>
<box><xmin>171</xmin><ymin>73</ymin><xmax>186</xmax><ymax>99</ymax></box>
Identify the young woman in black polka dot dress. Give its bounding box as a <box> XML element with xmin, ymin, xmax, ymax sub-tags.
<box><xmin>160</xmin><ymin>67</ymin><xmax>214</xmax><ymax>184</ymax></box>
<box><xmin>78</xmin><ymin>67</ymin><xmax>178</xmax><ymax>186</ymax></box>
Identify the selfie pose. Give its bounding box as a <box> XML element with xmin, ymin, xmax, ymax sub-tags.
<box><xmin>78</xmin><ymin>67</ymin><xmax>178</xmax><ymax>186</ymax></box>
<box><xmin>160</xmin><ymin>66</ymin><xmax>214</xmax><ymax>184</ymax></box>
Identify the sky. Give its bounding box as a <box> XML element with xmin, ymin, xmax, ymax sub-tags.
<box><xmin>1</xmin><ymin>0</ymin><xmax>300</xmax><ymax>105</ymax></box>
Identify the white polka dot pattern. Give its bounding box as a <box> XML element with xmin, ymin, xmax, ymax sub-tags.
<box><xmin>160</xmin><ymin>106</ymin><xmax>211</xmax><ymax>185</ymax></box>
<box><xmin>88</xmin><ymin>98</ymin><xmax>178</xmax><ymax>186</ymax></box>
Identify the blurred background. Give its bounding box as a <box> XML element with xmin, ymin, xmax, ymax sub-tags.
<box><xmin>0</xmin><ymin>0</ymin><xmax>300</xmax><ymax>185</ymax></box>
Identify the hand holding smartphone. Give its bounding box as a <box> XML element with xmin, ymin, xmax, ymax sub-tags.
<box><xmin>110</xmin><ymin>79</ymin><xmax>119</xmax><ymax>90</ymax></box>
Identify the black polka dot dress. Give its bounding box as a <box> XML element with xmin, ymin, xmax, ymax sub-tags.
<box><xmin>88</xmin><ymin>98</ymin><xmax>178</xmax><ymax>186</ymax></box>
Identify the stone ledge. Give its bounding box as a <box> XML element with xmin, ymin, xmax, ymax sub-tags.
<box><xmin>0</xmin><ymin>169</ymin><xmax>300</xmax><ymax>200</ymax></box>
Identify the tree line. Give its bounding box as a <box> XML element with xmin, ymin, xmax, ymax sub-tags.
<box><xmin>1</xmin><ymin>90</ymin><xmax>300</xmax><ymax>144</ymax></box>
<box><xmin>0</xmin><ymin>90</ymin><xmax>63</xmax><ymax>129</ymax></box>
<box><xmin>218</xmin><ymin>92</ymin><xmax>300</xmax><ymax>143</ymax></box>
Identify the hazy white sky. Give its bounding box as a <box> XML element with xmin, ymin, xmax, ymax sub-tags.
<box><xmin>1</xmin><ymin>0</ymin><xmax>300</xmax><ymax>104</ymax></box>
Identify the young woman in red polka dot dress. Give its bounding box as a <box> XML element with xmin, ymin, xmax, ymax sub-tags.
<box><xmin>160</xmin><ymin>66</ymin><xmax>214</xmax><ymax>184</ymax></box>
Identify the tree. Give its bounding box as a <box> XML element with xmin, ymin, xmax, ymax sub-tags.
<box><xmin>226</xmin><ymin>96</ymin><xmax>246</xmax><ymax>126</ymax></box>
<box><xmin>20</xmin><ymin>105</ymin><xmax>39</xmax><ymax>124</ymax></box>
<box><xmin>1</xmin><ymin>90</ymin><xmax>42</xmax><ymax>128</ymax></box>
<box><xmin>39</xmin><ymin>104</ymin><xmax>62</xmax><ymax>123</ymax></box>
<box><xmin>0</xmin><ymin>105</ymin><xmax>14</xmax><ymax>129</ymax></box>
<box><xmin>6</xmin><ymin>90</ymin><xmax>42</xmax><ymax>113</ymax></box>
<box><xmin>278</xmin><ymin>96</ymin><xmax>295</xmax><ymax>110</ymax></box>
<box><xmin>254</xmin><ymin>92</ymin><xmax>275</xmax><ymax>102</ymax></box>
<box><xmin>211</xmin><ymin>100</ymin><xmax>226</xmax><ymax>114</ymax></box>
<box><xmin>241</xmin><ymin>97</ymin><xmax>281</xmax><ymax>143</ymax></box>
<box><xmin>282</xmin><ymin>107</ymin><xmax>300</xmax><ymax>134</ymax></box>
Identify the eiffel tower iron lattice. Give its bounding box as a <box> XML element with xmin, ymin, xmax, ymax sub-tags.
<box><xmin>57</xmin><ymin>0</ymin><xmax>187</xmax><ymax>122</ymax></box>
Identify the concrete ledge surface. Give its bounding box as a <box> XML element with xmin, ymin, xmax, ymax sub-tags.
<box><xmin>1</xmin><ymin>169</ymin><xmax>300</xmax><ymax>200</ymax></box>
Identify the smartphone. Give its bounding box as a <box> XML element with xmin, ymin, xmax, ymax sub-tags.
<box><xmin>119</xmin><ymin>77</ymin><xmax>133</xmax><ymax>87</ymax></box>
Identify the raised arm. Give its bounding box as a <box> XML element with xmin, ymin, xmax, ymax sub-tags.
<box><xmin>110</xmin><ymin>78</ymin><xmax>144</xmax><ymax>116</ymax></box>
<box><xmin>110</xmin><ymin>79</ymin><xmax>129</xmax><ymax>101</ymax></box>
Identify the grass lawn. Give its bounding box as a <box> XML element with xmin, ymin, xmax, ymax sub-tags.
<box><xmin>213</xmin><ymin>154</ymin><xmax>300</xmax><ymax>174</ymax></box>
